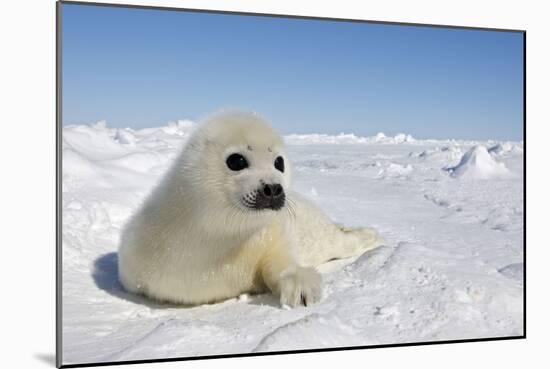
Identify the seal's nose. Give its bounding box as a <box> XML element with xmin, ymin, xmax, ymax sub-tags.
<box><xmin>255</xmin><ymin>183</ymin><xmax>285</xmax><ymax>210</ymax></box>
<box><xmin>261</xmin><ymin>183</ymin><xmax>283</xmax><ymax>200</ymax></box>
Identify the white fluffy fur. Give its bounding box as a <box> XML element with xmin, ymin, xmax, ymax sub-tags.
<box><xmin>118</xmin><ymin>112</ymin><xmax>382</xmax><ymax>307</ymax></box>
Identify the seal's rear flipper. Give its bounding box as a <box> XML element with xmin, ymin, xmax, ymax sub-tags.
<box><xmin>335</xmin><ymin>225</ymin><xmax>384</xmax><ymax>258</ymax></box>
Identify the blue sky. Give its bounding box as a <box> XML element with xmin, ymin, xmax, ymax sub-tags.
<box><xmin>61</xmin><ymin>3</ymin><xmax>524</xmax><ymax>140</ymax></box>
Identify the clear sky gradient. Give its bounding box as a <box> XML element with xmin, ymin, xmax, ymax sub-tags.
<box><xmin>61</xmin><ymin>3</ymin><xmax>524</xmax><ymax>140</ymax></box>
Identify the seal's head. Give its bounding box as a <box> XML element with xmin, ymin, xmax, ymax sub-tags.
<box><xmin>178</xmin><ymin>112</ymin><xmax>292</xmax><ymax>227</ymax></box>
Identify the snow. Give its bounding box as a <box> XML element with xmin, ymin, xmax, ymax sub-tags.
<box><xmin>62</xmin><ymin>120</ymin><xmax>524</xmax><ymax>365</ymax></box>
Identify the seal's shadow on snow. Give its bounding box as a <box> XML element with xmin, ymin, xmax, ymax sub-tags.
<box><xmin>93</xmin><ymin>252</ymin><xmax>279</xmax><ymax>309</ymax></box>
<box><xmin>92</xmin><ymin>252</ymin><xmax>184</xmax><ymax>309</ymax></box>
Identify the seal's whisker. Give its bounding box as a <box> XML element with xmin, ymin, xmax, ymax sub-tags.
<box><xmin>286</xmin><ymin>196</ymin><xmax>297</xmax><ymax>221</ymax></box>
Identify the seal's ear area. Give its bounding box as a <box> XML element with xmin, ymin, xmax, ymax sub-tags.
<box><xmin>199</xmin><ymin>136</ymin><xmax>220</xmax><ymax>150</ymax></box>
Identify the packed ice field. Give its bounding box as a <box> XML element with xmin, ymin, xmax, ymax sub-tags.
<box><xmin>61</xmin><ymin>120</ymin><xmax>523</xmax><ymax>365</ymax></box>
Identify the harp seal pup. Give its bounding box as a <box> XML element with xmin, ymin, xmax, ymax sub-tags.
<box><xmin>118</xmin><ymin>112</ymin><xmax>382</xmax><ymax>307</ymax></box>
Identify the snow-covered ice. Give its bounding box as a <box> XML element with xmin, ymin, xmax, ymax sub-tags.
<box><xmin>61</xmin><ymin>120</ymin><xmax>524</xmax><ymax>365</ymax></box>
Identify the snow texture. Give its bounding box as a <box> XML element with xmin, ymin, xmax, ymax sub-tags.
<box><xmin>62</xmin><ymin>120</ymin><xmax>524</xmax><ymax>365</ymax></box>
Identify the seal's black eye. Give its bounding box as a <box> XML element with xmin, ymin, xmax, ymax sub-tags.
<box><xmin>226</xmin><ymin>153</ymin><xmax>248</xmax><ymax>171</ymax></box>
<box><xmin>274</xmin><ymin>156</ymin><xmax>285</xmax><ymax>173</ymax></box>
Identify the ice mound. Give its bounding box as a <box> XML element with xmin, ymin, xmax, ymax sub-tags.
<box><xmin>498</xmin><ymin>263</ymin><xmax>524</xmax><ymax>281</ymax></box>
<box><xmin>412</xmin><ymin>145</ymin><xmax>463</xmax><ymax>161</ymax></box>
<box><xmin>447</xmin><ymin>145</ymin><xmax>509</xmax><ymax>179</ymax></box>
<box><xmin>114</xmin><ymin>129</ymin><xmax>137</xmax><ymax>145</ymax></box>
<box><xmin>374</xmin><ymin>132</ymin><xmax>415</xmax><ymax>144</ymax></box>
<box><xmin>375</xmin><ymin>132</ymin><xmax>387</xmax><ymax>142</ymax></box>
<box><xmin>63</xmin><ymin>122</ymin><xmax>129</xmax><ymax>160</ymax></box>
<box><xmin>284</xmin><ymin>132</ymin><xmax>415</xmax><ymax>145</ymax></box>
<box><xmin>393</xmin><ymin>133</ymin><xmax>416</xmax><ymax>143</ymax></box>
<box><xmin>488</xmin><ymin>142</ymin><xmax>523</xmax><ymax>156</ymax></box>
<box><xmin>285</xmin><ymin>133</ymin><xmax>373</xmax><ymax>144</ymax></box>
<box><xmin>160</xmin><ymin>119</ymin><xmax>196</xmax><ymax>136</ymax></box>
<box><xmin>377</xmin><ymin>162</ymin><xmax>413</xmax><ymax>178</ymax></box>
